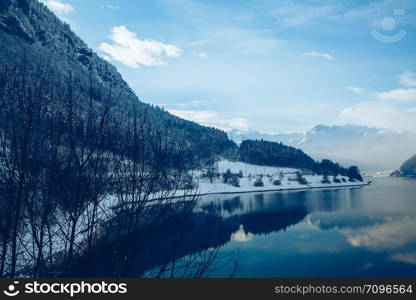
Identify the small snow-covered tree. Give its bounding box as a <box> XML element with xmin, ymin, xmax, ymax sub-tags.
<box><xmin>230</xmin><ymin>175</ymin><xmax>240</xmax><ymax>187</ymax></box>
<box><xmin>321</xmin><ymin>174</ymin><xmax>331</xmax><ymax>184</ymax></box>
<box><xmin>205</xmin><ymin>159</ymin><xmax>217</xmax><ymax>183</ymax></box>
<box><xmin>254</xmin><ymin>177</ymin><xmax>264</xmax><ymax>187</ymax></box>
<box><xmin>279</xmin><ymin>171</ymin><xmax>285</xmax><ymax>182</ymax></box>
<box><xmin>223</xmin><ymin>169</ymin><xmax>232</xmax><ymax>183</ymax></box>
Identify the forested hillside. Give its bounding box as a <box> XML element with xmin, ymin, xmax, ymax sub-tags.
<box><xmin>0</xmin><ymin>0</ymin><xmax>237</xmax><ymax>168</ymax></box>
<box><xmin>239</xmin><ymin>140</ymin><xmax>363</xmax><ymax>180</ymax></box>
<box><xmin>239</xmin><ymin>139</ymin><xmax>316</xmax><ymax>170</ymax></box>
<box><xmin>400</xmin><ymin>154</ymin><xmax>416</xmax><ymax>177</ymax></box>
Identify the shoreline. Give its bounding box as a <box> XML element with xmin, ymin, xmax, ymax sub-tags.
<box><xmin>194</xmin><ymin>181</ymin><xmax>370</xmax><ymax>197</ymax></box>
<box><xmin>189</xmin><ymin>160</ymin><xmax>370</xmax><ymax>200</ymax></box>
<box><xmin>109</xmin><ymin>180</ymin><xmax>371</xmax><ymax>211</ymax></box>
<box><xmin>136</xmin><ymin>181</ymin><xmax>370</xmax><ymax>203</ymax></box>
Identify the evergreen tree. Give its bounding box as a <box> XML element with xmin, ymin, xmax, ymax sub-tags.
<box><xmin>254</xmin><ymin>177</ymin><xmax>264</xmax><ymax>187</ymax></box>
<box><xmin>347</xmin><ymin>166</ymin><xmax>363</xmax><ymax>182</ymax></box>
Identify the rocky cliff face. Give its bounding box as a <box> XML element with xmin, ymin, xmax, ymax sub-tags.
<box><xmin>0</xmin><ymin>0</ymin><xmax>134</xmax><ymax>104</ymax></box>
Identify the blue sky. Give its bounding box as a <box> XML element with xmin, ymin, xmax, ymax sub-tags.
<box><xmin>41</xmin><ymin>0</ymin><xmax>416</xmax><ymax>134</ymax></box>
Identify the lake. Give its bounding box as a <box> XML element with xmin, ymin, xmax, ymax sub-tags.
<box><xmin>72</xmin><ymin>177</ymin><xmax>416</xmax><ymax>277</ymax></box>
<box><xmin>194</xmin><ymin>177</ymin><xmax>416</xmax><ymax>277</ymax></box>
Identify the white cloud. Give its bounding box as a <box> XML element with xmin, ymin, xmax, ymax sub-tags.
<box><xmin>161</xmin><ymin>100</ymin><xmax>208</xmax><ymax>108</ymax></box>
<box><xmin>213</xmin><ymin>28</ymin><xmax>280</xmax><ymax>55</ymax></box>
<box><xmin>346</xmin><ymin>86</ymin><xmax>365</xmax><ymax>94</ymax></box>
<box><xmin>168</xmin><ymin>109</ymin><xmax>217</xmax><ymax>123</ymax></box>
<box><xmin>228</xmin><ymin>118</ymin><xmax>251</xmax><ymax>131</ymax></box>
<box><xmin>186</xmin><ymin>39</ymin><xmax>211</xmax><ymax>47</ymax></box>
<box><xmin>231</xmin><ymin>225</ymin><xmax>253</xmax><ymax>242</ymax></box>
<box><xmin>338</xmin><ymin>102</ymin><xmax>416</xmax><ymax>132</ymax></box>
<box><xmin>392</xmin><ymin>252</ymin><xmax>416</xmax><ymax>265</ymax></box>
<box><xmin>268</xmin><ymin>1</ymin><xmax>342</xmax><ymax>26</ymax></box>
<box><xmin>233</xmin><ymin>16</ymin><xmax>253</xmax><ymax>21</ymax></box>
<box><xmin>237</xmin><ymin>37</ymin><xmax>279</xmax><ymax>55</ymax></box>
<box><xmin>101</xmin><ymin>4</ymin><xmax>120</xmax><ymax>10</ymax></box>
<box><xmin>342</xmin><ymin>217</ymin><xmax>416</xmax><ymax>251</ymax></box>
<box><xmin>399</xmin><ymin>71</ymin><xmax>416</xmax><ymax>87</ymax></box>
<box><xmin>372</xmin><ymin>71</ymin><xmax>416</xmax><ymax>102</ymax></box>
<box><xmin>302</xmin><ymin>52</ymin><xmax>335</xmax><ymax>60</ymax></box>
<box><xmin>99</xmin><ymin>26</ymin><xmax>182</xmax><ymax>68</ymax></box>
<box><xmin>194</xmin><ymin>52</ymin><xmax>208</xmax><ymax>58</ymax></box>
<box><xmin>266</xmin><ymin>1</ymin><xmax>416</xmax><ymax>28</ymax></box>
<box><xmin>100</xmin><ymin>54</ymin><xmax>111</xmax><ymax>61</ymax></box>
<box><xmin>41</xmin><ymin>0</ymin><xmax>74</xmax><ymax>14</ymax></box>
<box><xmin>167</xmin><ymin>109</ymin><xmax>250</xmax><ymax>132</ymax></box>
<box><xmin>375</xmin><ymin>88</ymin><xmax>416</xmax><ymax>102</ymax></box>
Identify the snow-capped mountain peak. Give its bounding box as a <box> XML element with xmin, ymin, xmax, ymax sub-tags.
<box><xmin>228</xmin><ymin>124</ymin><xmax>416</xmax><ymax>172</ymax></box>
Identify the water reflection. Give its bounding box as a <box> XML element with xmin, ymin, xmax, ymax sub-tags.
<box><xmin>197</xmin><ymin>178</ymin><xmax>416</xmax><ymax>277</ymax></box>
<box><xmin>392</xmin><ymin>252</ymin><xmax>416</xmax><ymax>265</ymax></box>
<box><xmin>70</xmin><ymin>202</ymin><xmax>241</xmax><ymax>277</ymax></box>
<box><xmin>71</xmin><ymin>178</ymin><xmax>416</xmax><ymax>277</ymax></box>
<box><xmin>309</xmin><ymin>212</ymin><xmax>416</xmax><ymax>264</ymax></box>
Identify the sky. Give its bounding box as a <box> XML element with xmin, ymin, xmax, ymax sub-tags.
<box><xmin>40</xmin><ymin>0</ymin><xmax>416</xmax><ymax>134</ymax></box>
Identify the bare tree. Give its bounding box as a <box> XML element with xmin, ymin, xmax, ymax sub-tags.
<box><xmin>0</xmin><ymin>61</ymin><xmax>236</xmax><ymax>278</ymax></box>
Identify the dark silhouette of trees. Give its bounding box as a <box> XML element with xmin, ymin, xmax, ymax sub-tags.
<box><xmin>347</xmin><ymin>166</ymin><xmax>363</xmax><ymax>182</ymax></box>
<box><xmin>313</xmin><ymin>159</ymin><xmax>348</xmax><ymax>177</ymax></box>
<box><xmin>203</xmin><ymin>159</ymin><xmax>218</xmax><ymax>184</ymax></box>
<box><xmin>399</xmin><ymin>154</ymin><xmax>416</xmax><ymax>177</ymax></box>
<box><xmin>321</xmin><ymin>174</ymin><xmax>331</xmax><ymax>184</ymax></box>
<box><xmin>0</xmin><ymin>63</ymin><xmax>203</xmax><ymax>277</ymax></box>
<box><xmin>239</xmin><ymin>140</ymin><xmax>315</xmax><ymax>170</ymax></box>
<box><xmin>254</xmin><ymin>177</ymin><xmax>264</xmax><ymax>187</ymax></box>
<box><xmin>239</xmin><ymin>140</ymin><xmax>361</xmax><ymax>180</ymax></box>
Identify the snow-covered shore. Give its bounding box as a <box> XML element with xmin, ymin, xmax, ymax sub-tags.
<box><xmin>192</xmin><ymin>160</ymin><xmax>370</xmax><ymax>196</ymax></box>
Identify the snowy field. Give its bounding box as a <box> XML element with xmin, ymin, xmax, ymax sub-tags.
<box><xmin>192</xmin><ymin>160</ymin><xmax>369</xmax><ymax>196</ymax></box>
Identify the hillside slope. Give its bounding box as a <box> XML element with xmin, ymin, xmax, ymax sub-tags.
<box><xmin>0</xmin><ymin>0</ymin><xmax>237</xmax><ymax>166</ymax></box>
<box><xmin>399</xmin><ymin>154</ymin><xmax>416</xmax><ymax>177</ymax></box>
<box><xmin>238</xmin><ymin>139</ymin><xmax>363</xmax><ymax>181</ymax></box>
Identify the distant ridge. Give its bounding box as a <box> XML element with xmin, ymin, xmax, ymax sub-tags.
<box><xmin>391</xmin><ymin>154</ymin><xmax>416</xmax><ymax>177</ymax></box>
<box><xmin>229</xmin><ymin>124</ymin><xmax>416</xmax><ymax>171</ymax></box>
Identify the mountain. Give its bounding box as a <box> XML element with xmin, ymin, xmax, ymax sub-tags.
<box><xmin>0</xmin><ymin>0</ymin><xmax>237</xmax><ymax>166</ymax></box>
<box><xmin>228</xmin><ymin>129</ymin><xmax>303</xmax><ymax>145</ymax></box>
<box><xmin>0</xmin><ymin>0</ymin><xmax>131</xmax><ymax>102</ymax></box>
<box><xmin>238</xmin><ymin>139</ymin><xmax>363</xmax><ymax>181</ymax></box>
<box><xmin>230</xmin><ymin>125</ymin><xmax>416</xmax><ymax>172</ymax></box>
<box><xmin>394</xmin><ymin>154</ymin><xmax>416</xmax><ymax>177</ymax></box>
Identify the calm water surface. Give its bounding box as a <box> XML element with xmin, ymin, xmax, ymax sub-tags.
<box><xmin>196</xmin><ymin>177</ymin><xmax>416</xmax><ymax>277</ymax></box>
